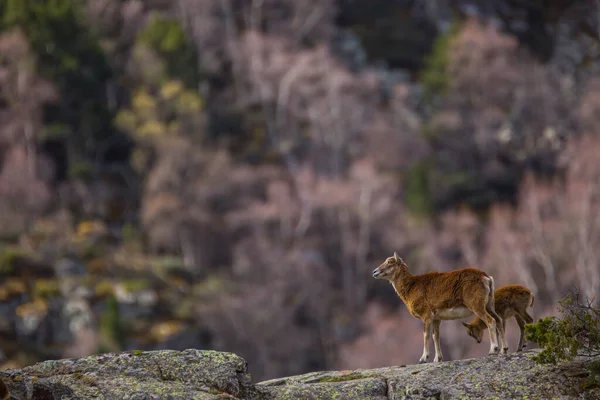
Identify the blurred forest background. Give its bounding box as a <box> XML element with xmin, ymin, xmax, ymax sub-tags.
<box><xmin>0</xmin><ymin>0</ymin><xmax>600</xmax><ymax>381</ymax></box>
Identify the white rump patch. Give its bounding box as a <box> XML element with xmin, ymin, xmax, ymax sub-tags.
<box><xmin>435</xmin><ymin>307</ymin><xmax>473</xmax><ymax>320</ymax></box>
<box><xmin>483</xmin><ymin>276</ymin><xmax>493</xmax><ymax>295</ymax></box>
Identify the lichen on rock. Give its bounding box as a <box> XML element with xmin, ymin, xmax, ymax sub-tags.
<box><xmin>258</xmin><ymin>349</ymin><xmax>600</xmax><ymax>400</ymax></box>
<box><xmin>1</xmin><ymin>349</ymin><xmax>599</xmax><ymax>399</ymax></box>
<box><xmin>3</xmin><ymin>349</ymin><xmax>259</xmax><ymax>400</ymax></box>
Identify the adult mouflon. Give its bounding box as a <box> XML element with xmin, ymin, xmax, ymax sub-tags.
<box><xmin>373</xmin><ymin>253</ymin><xmax>507</xmax><ymax>363</ymax></box>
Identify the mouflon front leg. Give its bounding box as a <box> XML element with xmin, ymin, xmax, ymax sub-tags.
<box><xmin>419</xmin><ymin>320</ymin><xmax>432</xmax><ymax>363</ymax></box>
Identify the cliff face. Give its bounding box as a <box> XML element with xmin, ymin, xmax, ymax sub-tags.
<box><xmin>1</xmin><ymin>348</ymin><xmax>599</xmax><ymax>400</ymax></box>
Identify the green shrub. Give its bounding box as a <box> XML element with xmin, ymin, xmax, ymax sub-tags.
<box><xmin>404</xmin><ymin>160</ymin><xmax>433</xmax><ymax>217</ymax></box>
<box><xmin>137</xmin><ymin>13</ymin><xmax>198</xmax><ymax>86</ymax></box>
<box><xmin>420</xmin><ymin>19</ymin><xmax>461</xmax><ymax>104</ymax></box>
<box><xmin>151</xmin><ymin>256</ymin><xmax>185</xmax><ymax>271</ymax></box>
<box><xmin>79</xmin><ymin>243</ymin><xmax>105</xmax><ymax>262</ymax></box>
<box><xmin>586</xmin><ymin>360</ymin><xmax>600</xmax><ymax>389</ymax></box>
<box><xmin>33</xmin><ymin>279</ymin><xmax>60</xmax><ymax>298</ymax></box>
<box><xmin>525</xmin><ymin>289</ymin><xmax>600</xmax><ymax>364</ymax></box>
<box><xmin>0</xmin><ymin>248</ymin><xmax>24</xmax><ymax>275</ymax></box>
<box><xmin>100</xmin><ymin>295</ymin><xmax>125</xmax><ymax>351</ymax></box>
<box><xmin>68</xmin><ymin>161</ymin><xmax>93</xmax><ymax>181</ymax></box>
<box><xmin>121</xmin><ymin>223</ymin><xmax>141</xmax><ymax>246</ymax></box>
<box><xmin>120</xmin><ymin>279</ymin><xmax>150</xmax><ymax>293</ymax></box>
<box><xmin>138</xmin><ymin>13</ymin><xmax>186</xmax><ymax>54</ymax></box>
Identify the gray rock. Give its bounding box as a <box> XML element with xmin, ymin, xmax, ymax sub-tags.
<box><xmin>63</xmin><ymin>298</ymin><xmax>94</xmax><ymax>334</ymax></box>
<box><xmin>259</xmin><ymin>349</ymin><xmax>600</xmax><ymax>400</ymax></box>
<box><xmin>55</xmin><ymin>258</ymin><xmax>86</xmax><ymax>278</ymax></box>
<box><xmin>4</xmin><ymin>349</ymin><xmax>258</xmax><ymax>400</ymax></box>
<box><xmin>1</xmin><ymin>349</ymin><xmax>599</xmax><ymax>399</ymax></box>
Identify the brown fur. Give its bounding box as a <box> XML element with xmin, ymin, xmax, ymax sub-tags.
<box><xmin>462</xmin><ymin>284</ymin><xmax>535</xmax><ymax>352</ymax></box>
<box><xmin>372</xmin><ymin>252</ymin><xmax>507</xmax><ymax>363</ymax></box>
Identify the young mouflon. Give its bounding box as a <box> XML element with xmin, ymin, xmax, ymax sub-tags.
<box><xmin>372</xmin><ymin>253</ymin><xmax>507</xmax><ymax>363</ymax></box>
<box><xmin>462</xmin><ymin>284</ymin><xmax>534</xmax><ymax>352</ymax></box>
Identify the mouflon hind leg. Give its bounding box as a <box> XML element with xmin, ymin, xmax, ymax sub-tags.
<box><xmin>432</xmin><ymin>320</ymin><xmax>444</xmax><ymax>362</ymax></box>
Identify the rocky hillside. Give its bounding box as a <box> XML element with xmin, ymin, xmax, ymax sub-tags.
<box><xmin>1</xmin><ymin>349</ymin><xmax>599</xmax><ymax>399</ymax></box>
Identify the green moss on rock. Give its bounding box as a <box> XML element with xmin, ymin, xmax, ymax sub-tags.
<box><xmin>5</xmin><ymin>349</ymin><xmax>258</xmax><ymax>400</ymax></box>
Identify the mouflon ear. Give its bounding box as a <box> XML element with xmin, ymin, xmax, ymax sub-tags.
<box><xmin>461</xmin><ymin>322</ymin><xmax>470</xmax><ymax>328</ymax></box>
<box><xmin>393</xmin><ymin>252</ymin><xmax>402</xmax><ymax>263</ymax></box>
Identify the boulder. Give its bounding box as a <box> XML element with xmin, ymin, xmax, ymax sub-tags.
<box><xmin>2</xmin><ymin>349</ymin><xmax>258</xmax><ymax>400</ymax></box>
<box><xmin>259</xmin><ymin>350</ymin><xmax>600</xmax><ymax>399</ymax></box>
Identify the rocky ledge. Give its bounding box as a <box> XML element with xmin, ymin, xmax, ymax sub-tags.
<box><xmin>1</xmin><ymin>348</ymin><xmax>599</xmax><ymax>399</ymax></box>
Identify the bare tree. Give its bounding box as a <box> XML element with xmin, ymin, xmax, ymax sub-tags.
<box><xmin>520</xmin><ymin>179</ymin><xmax>559</xmax><ymax>301</ymax></box>
<box><xmin>0</xmin><ymin>29</ymin><xmax>57</xmax><ymax>234</ymax></box>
